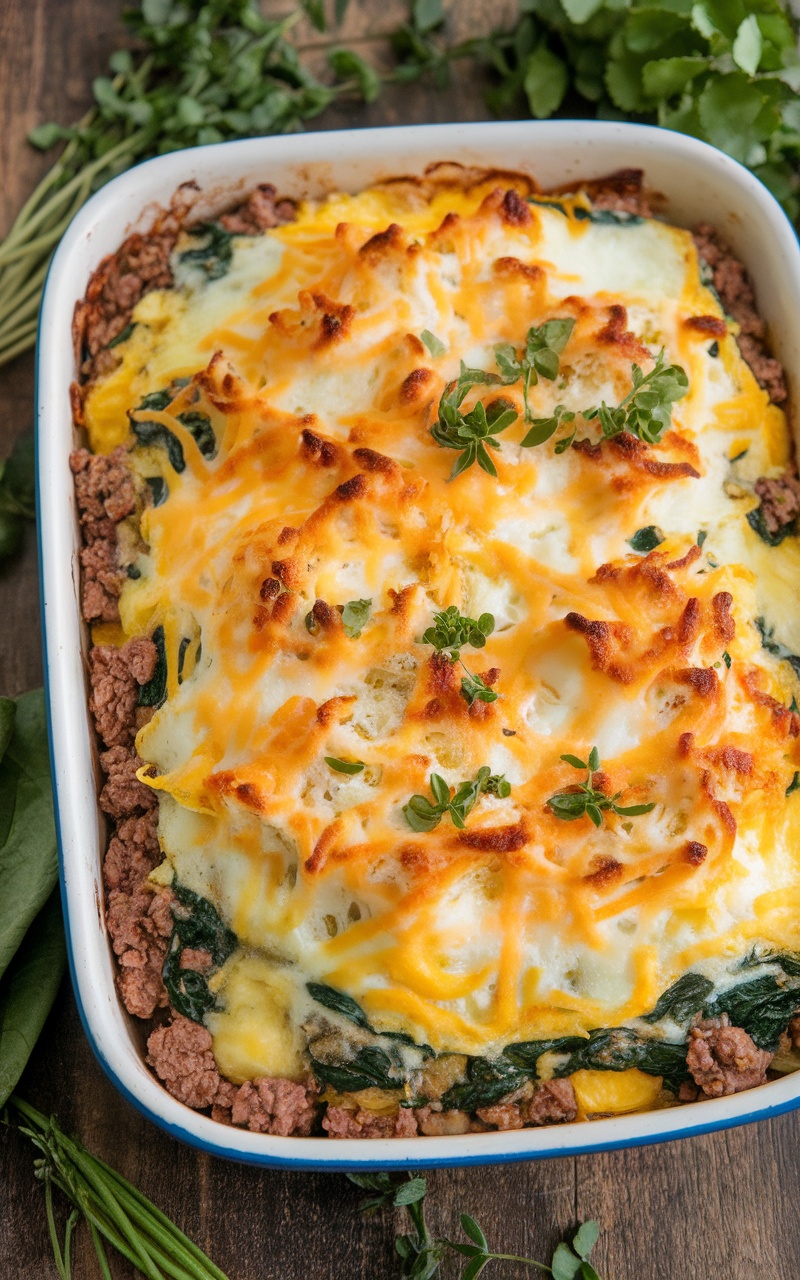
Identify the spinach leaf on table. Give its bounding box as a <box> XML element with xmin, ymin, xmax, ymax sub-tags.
<box><xmin>0</xmin><ymin>689</ymin><xmax>58</xmax><ymax>983</ymax></box>
<box><xmin>0</xmin><ymin>889</ymin><xmax>65</xmax><ymax>1108</ymax></box>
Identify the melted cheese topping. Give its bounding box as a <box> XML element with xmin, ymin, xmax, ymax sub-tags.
<box><xmin>85</xmin><ymin>174</ymin><xmax>800</xmax><ymax>1070</ymax></box>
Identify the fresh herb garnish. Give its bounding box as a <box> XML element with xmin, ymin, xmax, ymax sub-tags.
<box><xmin>546</xmin><ymin>747</ymin><xmax>655</xmax><ymax>828</ymax></box>
<box><xmin>787</xmin><ymin>772</ymin><xmax>800</xmax><ymax>797</ymax></box>
<box><xmin>422</xmin><ymin>606</ymin><xmax>499</xmax><ymax>706</ymax></box>
<box><xmin>341</xmin><ymin>598</ymin><xmax>372</xmax><ymax>638</ymax></box>
<box><xmin>583</xmin><ymin>349</ymin><xmax>689</xmax><ymax>446</ymax></box>
<box><xmin>519</xmin><ymin>403</ymin><xmax>576</xmax><ymax>451</ymax></box>
<box><xmin>349</xmin><ymin>1172</ymin><xmax>606</xmax><ymax>1280</ymax></box>
<box><xmin>495</xmin><ymin>317</ymin><xmax>575</xmax><ymax>422</ymax></box>
<box><xmin>403</xmin><ymin>766</ymin><xmax>509</xmax><ymax>832</ymax></box>
<box><xmin>697</xmin><ymin>530</ymin><xmax>708</xmax><ymax>547</ymax></box>
<box><xmin>420</xmin><ymin>329</ymin><xmax>447</xmax><ymax>358</ymax></box>
<box><xmin>627</xmin><ymin>526</ymin><xmax>664</xmax><ymax>554</ymax></box>
<box><xmin>324</xmin><ymin>757</ymin><xmax>365</xmax><ymax>774</ymax></box>
<box><xmin>722</xmin><ymin>650</ymin><xmax>732</xmax><ymax>669</ymax></box>
<box><xmin>430</xmin><ymin>363</ymin><xmax>518</xmax><ymax>479</ymax></box>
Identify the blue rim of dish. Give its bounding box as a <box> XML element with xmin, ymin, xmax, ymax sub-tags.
<box><xmin>34</xmin><ymin>120</ymin><xmax>800</xmax><ymax>1168</ymax></box>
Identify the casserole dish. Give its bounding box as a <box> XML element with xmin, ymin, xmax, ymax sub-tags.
<box><xmin>39</xmin><ymin>119</ymin><xmax>800</xmax><ymax>1169</ymax></box>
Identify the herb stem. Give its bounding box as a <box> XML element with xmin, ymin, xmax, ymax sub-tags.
<box><xmin>90</xmin><ymin>1223</ymin><xmax>115</xmax><ymax>1280</ymax></box>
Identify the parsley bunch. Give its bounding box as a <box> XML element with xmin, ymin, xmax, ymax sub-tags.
<box><xmin>496</xmin><ymin>318</ymin><xmax>575</xmax><ymax>422</ymax></box>
<box><xmin>546</xmin><ymin>747</ymin><xmax>655</xmax><ymax>828</ymax></box>
<box><xmin>403</xmin><ymin>766</ymin><xmax>511</xmax><ymax>832</ymax></box>
<box><xmin>430</xmin><ymin>364</ymin><xmax>518</xmax><ymax>479</ymax></box>
<box><xmin>584</xmin><ymin>350</ymin><xmax>689</xmax><ymax>446</ymax></box>
<box><xmin>349</xmin><ymin>1172</ymin><xmax>605</xmax><ymax>1280</ymax></box>
<box><xmin>422</xmin><ymin>607</ymin><xmax>500</xmax><ymax>706</ymax></box>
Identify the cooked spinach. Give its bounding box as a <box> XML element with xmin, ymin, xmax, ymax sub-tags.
<box><xmin>0</xmin><ymin>889</ymin><xmax>65</xmax><ymax>1109</ymax></box>
<box><xmin>132</xmin><ymin>418</ymin><xmax>186</xmax><ymax>474</ymax></box>
<box><xmin>627</xmin><ymin>525</ymin><xmax>664</xmax><ymax>554</ymax></box>
<box><xmin>137</xmin><ymin>625</ymin><xmax>167</xmax><ymax>708</ymax></box>
<box><xmin>788</xmin><ymin>773</ymin><xmax>800</xmax><ymax>797</ymax></box>
<box><xmin>177</xmin><ymin>410</ymin><xmax>216</xmax><ymax>459</ymax></box>
<box><xmin>641</xmin><ymin>973</ymin><xmax>714</xmax><ymax>1026</ymax></box>
<box><xmin>747</xmin><ymin>505</ymin><xmax>796</xmax><ymax>546</ymax></box>
<box><xmin>440</xmin><ymin>1054</ymin><xmax>529</xmax><ymax>1112</ymax></box>
<box><xmin>503</xmin><ymin>1036</ymin><xmax>588</xmax><ymax>1074</ymax></box>
<box><xmin>737</xmin><ymin>946</ymin><xmax>800</xmax><ymax>978</ymax></box>
<box><xmin>527</xmin><ymin>196</ymin><xmax>569</xmax><ymax>217</ymax></box>
<box><xmin>553</xmin><ymin>1028</ymin><xmax>690</xmax><ymax>1093</ymax></box>
<box><xmin>708</xmin><ymin>341</ymin><xmax>719</xmax><ymax>358</ymax></box>
<box><xmin>126</xmin><ymin>563</ymin><xmax>142</xmax><ymax>580</ymax></box>
<box><xmin>146</xmin><ymin>476</ymin><xmax>168</xmax><ymax>507</ymax></box>
<box><xmin>177</xmin><ymin>636</ymin><xmax>191</xmax><ymax>684</ymax></box>
<box><xmin>703</xmin><ymin>974</ymin><xmax>800</xmax><ymax>1051</ymax></box>
<box><xmin>310</xmin><ymin>1044</ymin><xmax>404</xmax><ymax>1093</ymax></box>
<box><xmin>162</xmin><ymin>882</ymin><xmax>237</xmax><ymax>1024</ymax></box>
<box><xmin>307</xmin><ymin>981</ymin><xmax>371</xmax><ymax>1030</ymax></box>
<box><xmin>107</xmin><ymin>321</ymin><xmax>136</xmax><ymax>349</ymax></box>
<box><xmin>179</xmin><ymin>222</ymin><xmax>233</xmax><ymax>280</ymax></box>
<box><xmin>573</xmin><ymin>207</ymin><xmax>642</xmax><ymax>226</ymax></box>
<box><xmin>0</xmin><ymin>690</ymin><xmax>58</xmax><ymax>983</ymax></box>
<box><xmin>754</xmin><ymin>616</ymin><xmax>800</xmax><ymax>679</ymax></box>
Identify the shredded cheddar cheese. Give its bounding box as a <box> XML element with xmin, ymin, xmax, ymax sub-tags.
<box><xmin>86</xmin><ymin>170</ymin><xmax>800</xmax><ymax>1080</ymax></box>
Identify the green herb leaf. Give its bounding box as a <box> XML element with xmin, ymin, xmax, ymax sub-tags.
<box><xmin>496</xmin><ymin>319</ymin><xmax>575</xmax><ymax>422</ymax></box>
<box><xmin>328</xmin><ymin>48</ymin><xmax>382</xmax><ymax>103</ymax></box>
<box><xmin>431</xmin><ymin>362</ymin><xmax>516</xmax><ymax>479</ymax></box>
<box><xmin>787</xmin><ymin>772</ymin><xmax>800</xmax><ymax>797</ymax></box>
<box><xmin>552</xmin><ymin>1243</ymin><xmax>583</xmax><ymax>1280</ymax></box>
<box><xmin>179</xmin><ymin>222</ymin><xmax>234</xmax><ymax>280</ymax></box>
<box><xmin>422</xmin><ymin>605</ymin><xmax>495</xmax><ymax>657</ymax></box>
<box><xmin>402</xmin><ymin>766</ymin><xmax>505</xmax><ymax>833</ymax></box>
<box><xmin>585</xmin><ymin>350</ymin><xmax>689</xmax><ymax>446</ymax></box>
<box><xmin>0</xmin><ymin>890</ymin><xmax>65</xmax><ymax>1108</ymax></box>
<box><xmin>324</xmin><ymin>756</ymin><xmax>365</xmax><ymax>774</ymax></box>
<box><xmin>421</xmin><ymin>329</ymin><xmax>447</xmax><ymax>358</ymax></box>
<box><xmin>460</xmin><ymin>671</ymin><xmax>499</xmax><ymax>707</ymax></box>
<box><xmin>413</xmin><ymin>0</ymin><xmax>445</xmax><ymax>35</ymax></box>
<box><xmin>519</xmin><ymin>404</ymin><xmax>575</xmax><ymax>449</ymax></box>
<box><xmin>627</xmin><ymin>525</ymin><xmax>664</xmax><ymax>554</ymax></box>
<box><xmin>137</xmin><ymin>625</ymin><xmax>167</xmax><ymax>707</ymax></box>
<box><xmin>547</xmin><ymin>747</ymin><xmax>655</xmax><ymax>828</ymax></box>
<box><xmin>732</xmin><ymin>14</ymin><xmax>763</xmax><ymax>77</ymax></box>
<box><xmin>341</xmin><ymin>598</ymin><xmax>372</xmax><ymax>638</ymax></box>
<box><xmin>754</xmin><ymin>615</ymin><xmax>800</xmax><ymax>679</ymax></box>
<box><xmin>395</xmin><ymin>1178</ymin><xmax>429</xmax><ymax>1206</ymax></box>
<box><xmin>524</xmin><ymin>43</ymin><xmax>569</xmax><ymax>118</ymax></box>
<box><xmin>0</xmin><ymin>690</ymin><xmax>58</xmax><ymax>984</ymax></box>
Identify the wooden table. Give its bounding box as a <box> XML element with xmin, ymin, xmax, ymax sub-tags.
<box><xmin>1</xmin><ymin>2</ymin><xmax>796</xmax><ymax>1275</ymax></box>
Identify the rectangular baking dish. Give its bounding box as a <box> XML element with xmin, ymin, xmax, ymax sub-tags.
<box><xmin>37</xmin><ymin>119</ymin><xmax>800</xmax><ymax>1170</ymax></box>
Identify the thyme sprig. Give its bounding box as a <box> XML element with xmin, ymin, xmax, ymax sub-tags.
<box><xmin>430</xmin><ymin>363</ymin><xmax>518</xmax><ymax>479</ymax></box>
<box><xmin>403</xmin><ymin>766</ymin><xmax>510</xmax><ymax>833</ymax></box>
<box><xmin>349</xmin><ymin>1172</ymin><xmax>604</xmax><ymax>1280</ymax></box>
<box><xmin>422</xmin><ymin>607</ymin><xmax>499</xmax><ymax>706</ymax></box>
<box><xmin>7</xmin><ymin>1096</ymin><xmax>230</xmax><ymax>1280</ymax></box>
<box><xmin>583</xmin><ymin>349</ymin><xmax>689</xmax><ymax>446</ymax></box>
<box><xmin>546</xmin><ymin>747</ymin><xmax>655</xmax><ymax>828</ymax></box>
<box><xmin>496</xmin><ymin>318</ymin><xmax>575</xmax><ymax>423</ymax></box>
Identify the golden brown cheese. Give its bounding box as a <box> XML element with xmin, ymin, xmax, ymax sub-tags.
<box><xmin>84</xmin><ymin>175</ymin><xmax>800</xmax><ymax>1077</ymax></box>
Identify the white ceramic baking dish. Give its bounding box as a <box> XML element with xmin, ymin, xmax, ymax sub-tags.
<box><xmin>37</xmin><ymin>120</ymin><xmax>800</xmax><ymax>1169</ymax></box>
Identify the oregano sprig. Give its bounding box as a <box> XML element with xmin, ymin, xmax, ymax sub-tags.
<box><xmin>583</xmin><ymin>349</ymin><xmax>688</xmax><ymax>446</ymax></box>
<box><xmin>422</xmin><ymin>607</ymin><xmax>499</xmax><ymax>706</ymax></box>
<box><xmin>546</xmin><ymin>747</ymin><xmax>655</xmax><ymax>828</ymax></box>
<box><xmin>348</xmin><ymin>1172</ymin><xmax>605</xmax><ymax>1280</ymax></box>
<box><xmin>403</xmin><ymin>766</ymin><xmax>510</xmax><ymax>833</ymax></box>
<box><xmin>495</xmin><ymin>318</ymin><xmax>575</xmax><ymax>422</ymax></box>
<box><xmin>431</xmin><ymin>363</ymin><xmax>518</xmax><ymax>479</ymax></box>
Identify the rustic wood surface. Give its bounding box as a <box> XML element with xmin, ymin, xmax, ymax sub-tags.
<box><xmin>0</xmin><ymin>2</ymin><xmax>797</xmax><ymax>1276</ymax></box>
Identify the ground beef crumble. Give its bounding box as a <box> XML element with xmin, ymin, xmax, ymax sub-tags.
<box><xmin>752</xmin><ymin>467</ymin><xmax>800</xmax><ymax>537</ymax></box>
<box><xmin>686</xmin><ymin>1014</ymin><xmax>773</xmax><ymax>1098</ymax></box>
<box><xmin>70</xmin><ymin>448</ymin><xmax>137</xmax><ymax>622</ymax></box>
<box><xmin>323</xmin><ymin>1105</ymin><xmax>418</xmax><ymax>1139</ymax></box>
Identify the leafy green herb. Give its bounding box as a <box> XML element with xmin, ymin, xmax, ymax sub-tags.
<box><xmin>328</xmin><ymin>47</ymin><xmax>382</xmax><ymax>103</ymax></box>
<box><xmin>420</xmin><ymin>329</ymin><xmax>447</xmax><ymax>358</ymax></box>
<box><xmin>430</xmin><ymin>362</ymin><xmax>517</xmax><ymax>479</ymax></box>
<box><xmin>722</xmin><ymin>650</ymin><xmax>732</xmax><ymax>669</ymax></box>
<box><xmin>787</xmin><ymin>772</ymin><xmax>800</xmax><ymax>797</ymax></box>
<box><xmin>9</xmin><ymin>1097</ymin><xmax>231</xmax><ymax>1280</ymax></box>
<box><xmin>179</xmin><ymin>223</ymin><xmax>234</xmax><ymax>280</ymax></box>
<box><xmin>341</xmin><ymin>598</ymin><xmax>372</xmax><ymax>638</ymax></box>
<box><xmin>640</xmin><ymin>973</ymin><xmax>714</xmax><ymax>1026</ymax></box>
<box><xmin>423</xmin><ymin>606</ymin><xmax>495</xmax><ymax>657</ymax></box>
<box><xmin>519</xmin><ymin>403</ymin><xmax>575</xmax><ymax>451</ymax></box>
<box><xmin>754</xmin><ymin>615</ymin><xmax>800</xmax><ymax>679</ymax></box>
<box><xmin>627</xmin><ymin>525</ymin><xmax>664</xmax><ymax>554</ymax></box>
<box><xmin>324</xmin><ymin>757</ymin><xmax>365</xmax><ymax>774</ymax></box>
<box><xmin>460</xmin><ymin>671</ymin><xmax>499</xmax><ymax>707</ymax></box>
<box><xmin>403</xmin><ymin>766</ymin><xmax>509</xmax><ymax>833</ymax></box>
<box><xmin>0</xmin><ymin>891</ymin><xmax>65</xmax><ymax>1109</ymax></box>
<box><xmin>495</xmin><ymin>318</ymin><xmax>575</xmax><ymax>422</ymax></box>
<box><xmin>162</xmin><ymin>883</ymin><xmax>237</xmax><ymax>1024</ymax></box>
<box><xmin>137</xmin><ymin>625</ymin><xmax>167</xmax><ymax>707</ymax></box>
<box><xmin>697</xmin><ymin>530</ymin><xmax>708</xmax><ymax>547</ymax></box>
<box><xmin>0</xmin><ymin>691</ymin><xmax>58</xmax><ymax>984</ymax></box>
<box><xmin>306</xmin><ymin>981</ymin><xmax>371</xmax><ymax>1029</ymax></box>
<box><xmin>583</xmin><ymin>350</ymin><xmax>689</xmax><ymax>446</ymax></box>
<box><xmin>546</xmin><ymin>747</ymin><xmax>655</xmax><ymax>828</ymax></box>
<box><xmin>502</xmin><ymin>1035</ymin><xmax>589</xmax><ymax>1074</ymax></box>
<box><xmin>349</xmin><ymin>1172</ymin><xmax>606</xmax><ymax>1280</ymax></box>
<box><xmin>0</xmin><ymin>432</ymin><xmax>35</xmax><ymax>562</ymax></box>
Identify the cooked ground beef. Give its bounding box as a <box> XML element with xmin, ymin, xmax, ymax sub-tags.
<box><xmin>107</xmin><ymin>887</ymin><xmax>172</xmax><ymax>1020</ymax></box>
<box><xmin>323</xmin><ymin>1105</ymin><xmax>419</xmax><ymax>1139</ymax></box>
<box><xmin>555</xmin><ymin>167</ymin><xmax>654</xmax><ymax>218</ymax></box>
<box><xmin>415</xmin><ymin>1107</ymin><xmax>472</xmax><ymax>1136</ymax></box>
<box><xmin>147</xmin><ymin>1015</ymin><xmax>228</xmax><ymax>1110</ymax></box>
<box><xmin>229</xmin><ymin>1077</ymin><xmax>319</xmax><ymax>1136</ymax></box>
<box><xmin>217</xmin><ymin>184</ymin><xmax>296</xmax><ymax>235</ymax></box>
<box><xmin>752</xmin><ymin>467</ymin><xmax>800</xmax><ymax>537</ymax></box>
<box><xmin>88</xmin><ymin>639</ymin><xmax>157</xmax><ymax>750</ymax></box>
<box><xmin>476</xmin><ymin>1078</ymin><xmax>577</xmax><ymax>1130</ymax></box>
<box><xmin>686</xmin><ymin>1014</ymin><xmax>773</xmax><ymax>1097</ymax></box>
<box><xmin>103</xmin><ymin>811</ymin><xmax>160</xmax><ymax>894</ymax></box>
<box><xmin>99</xmin><ymin>745</ymin><xmax>157</xmax><ymax>818</ymax></box>
<box><xmin>693</xmin><ymin>223</ymin><xmax>787</xmax><ymax>403</ymax></box>
<box><xmin>70</xmin><ymin>447</ymin><xmax>138</xmax><ymax>622</ymax></box>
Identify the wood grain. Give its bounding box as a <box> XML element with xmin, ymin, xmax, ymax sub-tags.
<box><xmin>1</xmin><ymin>3</ymin><xmax>799</xmax><ymax>1277</ymax></box>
